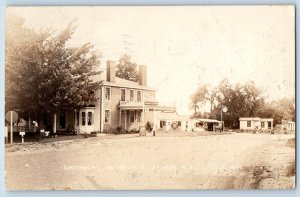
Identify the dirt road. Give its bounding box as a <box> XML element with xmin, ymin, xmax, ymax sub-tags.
<box><xmin>5</xmin><ymin>133</ymin><xmax>295</xmax><ymax>190</ymax></box>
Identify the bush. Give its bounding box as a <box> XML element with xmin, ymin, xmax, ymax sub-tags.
<box><xmin>116</xmin><ymin>126</ymin><xmax>122</xmax><ymax>134</ymax></box>
<box><xmin>287</xmin><ymin>138</ymin><xmax>295</xmax><ymax>147</ymax></box>
<box><xmin>145</xmin><ymin>121</ymin><xmax>153</xmax><ymax>132</ymax></box>
<box><xmin>83</xmin><ymin>133</ymin><xmax>90</xmax><ymax>138</ymax></box>
<box><xmin>103</xmin><ymin>126</ymin><xmax>127</xmax><ymax>135</ymax></box>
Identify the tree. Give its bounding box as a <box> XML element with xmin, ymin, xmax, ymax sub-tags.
<box><xmin>207</xmin><ymin>86</ymin><xmax>218</xmax><ymax>113</ymax></box>
<box><xmin>5</xmin><ymin>15</ymin><xmax>101</xmax><ymax>131</ymax></box>
<box><xmin>259</xmin><ymin>97</ymin><xmax>295</xmax><ymax>125</ymax></box>
<box><xmin>115</xmin><ymin>54</ymin><xmax>138</xmax><ymax>82</ymax></box>
<box><xmin>212</xmin><ymin>79</ymin><xmax>264</xmax><ymax>128</ymax></box>
<box><xmin>190</xmin><ymin>84</ymin><xmax>208</xmax><ymax>115</ymax></box>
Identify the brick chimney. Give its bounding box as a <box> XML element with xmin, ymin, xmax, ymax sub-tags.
<box><xmin>106</xmin><ymin>60</ymin><xmax>116</xmax><ymax>82</ymax></box>
<box><xmin>139</xmin><ymin>65</ymin><xmax>147</xmax><ymax>86</ymax></box>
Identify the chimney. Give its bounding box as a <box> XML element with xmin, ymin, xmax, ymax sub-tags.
<box><xmin>139</xmin><ymin>65</ymin><xmax>147</xmax><ymax>86</ymax></box>
<box><xmin>106</xmin><ymin>60</ymin><xmax>116</xmax><ymax>82</ymax></box>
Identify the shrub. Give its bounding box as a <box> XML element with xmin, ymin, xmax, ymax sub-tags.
<box><xmin>286</xmin><ymin>138</ymin><xmax>295</xmax><ymax>147</ymax></box>
<box><xmin>116</xmin><ymin>126</ymin><xmax>122</xmax><ymax>134</ymax></box>
<box><xmin>145</xmin><ymin>121</ymin><xmax>153</xmax><ymax>132</ymax></box>
<box><xmin>83</xmin><ymin>133</ymin><xmax>90</xmax><ymax>138</ymax></box>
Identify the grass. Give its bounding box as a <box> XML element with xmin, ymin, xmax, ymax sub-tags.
<box><xmin>286</xmin><ymin>138</ymin><xmax>295</xmax><ymax>147</ymax></box>
<box><xmin>286</xmin><ymin>162</ymin><xmax>296</xmax><ymax>177</ymax></box>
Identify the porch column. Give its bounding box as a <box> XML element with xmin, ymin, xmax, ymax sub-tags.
<box><xmin>125</xmin><ymin>110</ymin><xmax>127</xmax><ymax>129</ymax></box>
<box><xmin>53</xmin><ymin>113</ymin><xmax>57</xmax><ymax>134</ymax></box>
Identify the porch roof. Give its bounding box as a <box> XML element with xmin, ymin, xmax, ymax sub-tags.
<box><xmin>119</xmin><ymin>101</ymin><xmax>143</xmax><ymax>110</ymax></box>
<box><xmin>119</xmin><ymin>101</ymin><xmax>177</xmax><ymax>111</ymax></box>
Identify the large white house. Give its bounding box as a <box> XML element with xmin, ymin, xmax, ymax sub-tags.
<box><xmin>239</xmin><ymin>117</ymin><xmax>273</xmax><ymax>130</ymax></box>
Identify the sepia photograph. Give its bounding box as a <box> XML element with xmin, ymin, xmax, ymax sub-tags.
<box><xmin>4</xmin><ymin>6</ymin><xmax>295</xmax><ymax>190</ymax></box>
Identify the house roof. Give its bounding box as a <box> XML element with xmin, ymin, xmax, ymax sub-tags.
<box><xmin>261</xmin><ymin>118</ymin><xmax>274</xmax><ymax>121</ymax></box>
<box><xmin>239</xmin><ymin>117</ymin><xmax>273</xmax><ymax>121</ymax></box>
<box><xmin>101</xmin><ymin>77</ymin><xmax>157</xmax><ymax>91</ymax></box>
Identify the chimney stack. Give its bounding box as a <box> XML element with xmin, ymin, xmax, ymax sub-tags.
<box><xmin>139</xmin><ymin>65</ymin><xmax>147</xmax><ymax>86</ymax></box>
<box><xmin>106</xmin><ymin>60</ymin><xmax>116</xmax><ymax>82</ymax></box>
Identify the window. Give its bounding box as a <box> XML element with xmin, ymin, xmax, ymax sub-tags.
<box><xmin>137</xmin><ymin>91</ymin><xmax>142</xmax><ymax>102</ymax></box>
<box><xmin>130</xmin><ymin>90</ymin><xmax>134</xmax><ymax>101</ymax></box>
<box><xmin>160</xmin><ymin>121</ymin><xmax>166</xmax><ymax>128</ymax></box>
<box><xmin>105</xmin><ymin>87</ymin><xmax>111</xmax><ymax>101</ymax></box>
<box><xmin>247</xmin><ymin>121</ymin><xmax>251</xmax><ymax>127</ymax></box>
<box><xmin>105</xmin><ymin>110</ymin><xmax>110</xmax><ymax>124</ymax></box>
<box><xmin>82</xmin><ymin>112</ymin><xmax>86</xmax><ymax>126</ymax></box>
<box><xmin>121</xmin><ymin>89</ymin><xmax>126</xmax><ymax>101</ymax></box>
<box><xmin>76</xmin><ymin>112</ymin><xmax>79</xmax><ymax>126</ymax></box>
<box><xmin>88</xmin><ymin>112</ymin><xmax>93</xmax><ymax>125</ymax></box>
<box><xmin>261</xmin><ymin>122</ymin><xmax>265</xmax><ymax>128</ymax></box>
<box><xmin>268</xmin><ymin>121</ymin><xmax>272</xmax><ymax>128</ymax></box>
<box><xmin>178</xmin><ymin>121</ymin><xmax>181</xmax><ymax>126</ymax></box>
<box><xmin>130</xmin><ymin>111</ymin><xmax>134</xmax><ymax>123</ymax></box>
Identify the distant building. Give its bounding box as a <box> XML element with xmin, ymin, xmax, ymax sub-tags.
<box><xmin>239</xmin><ymin>117</ymin><xmax>273</xmax><ymax>130</ymax></box>
<box><xmin>280</xmin><ymin>120</ymin><xmax>295</xmax><ymax>131</ymax></box>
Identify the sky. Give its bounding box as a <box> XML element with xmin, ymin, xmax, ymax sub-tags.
<box><xmin>6</xmin><ymin>6</ymin><xmax>295</xmax><ymax>115</ymax></box>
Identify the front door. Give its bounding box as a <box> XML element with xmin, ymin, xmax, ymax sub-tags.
<box><xmin>59</xmin><ymin>113</ymin><xmax>66</xmax><ymax>129</ymax></box>
<box><xmin>121</xmin><ymin>111</ymin><xmax>126</xmax><ymax>129</ymax></box>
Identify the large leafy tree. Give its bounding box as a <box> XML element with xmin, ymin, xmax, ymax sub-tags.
<box><xmin>191</xmin><ymin>79</ymin><xmax>265</xmax><ymax>128</ymax></box>
<box><xmin>258</xmin><ymin>97</ymin><xmax>295</xmax><ymax>125</ymax></box>
<box><xmin>190</xmin><ymin>84</ymin><xmax>208</xmax><ymax>115</ymax></box>
<box><xmin>5</xmin><ymin>14</ymin><xmax>101</xmax><ymax>129</ymax></box>
<box><xmin>115</xmin><ymin>54</ymin><xmax>138</xmax><ymax>82</ymax></box>
<box><xmin>214</xmin><ymin>80</ymin><xmax>264</xmax><ymax>128</ymax></box>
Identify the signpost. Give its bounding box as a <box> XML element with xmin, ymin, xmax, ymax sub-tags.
<box><xmin>19</xmin><ymin>131</ymin><xmax>25</xmax><ymax>143</ymax></box>
<box><xmin>220</xmin><ymin>106</ymin><xmax>228</xmax><ymax>129</ymax></box>
<box><xmin>5</xmin><ymin>111</ymin><xmax>18</xmax><ymax>144</ymax></box>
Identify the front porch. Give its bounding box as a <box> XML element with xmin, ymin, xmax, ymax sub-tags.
<box><xmin>119</xmin><ymin>101</ymin><xmax>145</xmax><ymax>131</ymax></box>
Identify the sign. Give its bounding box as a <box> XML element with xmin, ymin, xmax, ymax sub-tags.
<box><xmin>222</xmin><ymin>106</ymin><xmax>228</xmax><ymax>113</ymax></box>
<box><xmin>19</xmin><ymin>131</ymin><xmax>25</xmax><ymax>143</ymax></box>
<box><xmin>5</xmin><ymin>111</ymin><xmax>18</xmax><ymax>123</ymax></box>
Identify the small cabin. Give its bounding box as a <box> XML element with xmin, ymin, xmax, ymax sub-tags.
<box><xmin>239</xmin><ymin>117</ymin><xmax>273</xmax><ymax>130</ymax></box>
